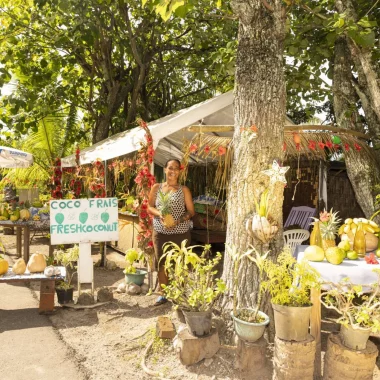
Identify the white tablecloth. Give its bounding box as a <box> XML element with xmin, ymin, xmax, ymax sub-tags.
<box><xmin>295</xmin><ymin>245</ymin><xmax>380</xmax><ymax>285</ymax></box>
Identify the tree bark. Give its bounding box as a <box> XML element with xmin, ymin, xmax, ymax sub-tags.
<box><xmin>335</xmin><ymin>0</ymin><xmax>380</xmax><ymax>122</ymax></box>
<box><xmin>221</xmin><ymin>0</ymin><xmax>286</xmax><ymax>332</ymax></box>
<box><xmin>332</xmin><ymin>36</ymin><xmax>380</xmax><ymax>219</ymax></box>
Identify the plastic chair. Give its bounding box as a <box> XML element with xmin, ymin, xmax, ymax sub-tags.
<box><xmin>284</xmin><ymin>206</ymin><xmax>316</xmax><ymax>230</ymax></box>
<box><xmin>283</xmin><ymin>229</ymin><xmax>310</xmax><ymax>256</ymax></box>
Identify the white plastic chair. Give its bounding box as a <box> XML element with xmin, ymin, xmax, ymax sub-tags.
<box><xmin>284</xmin><ymin>206</ymin><xmax>316</xmax><ymax>230</ymax></box>
<box><xmin>283</xmin><ymin>229</ymin><xmax>310</xmax><ymax>256</ymax></box>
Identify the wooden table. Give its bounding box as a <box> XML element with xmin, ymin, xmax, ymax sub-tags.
<box><xmin>295</xmin><ymin>245</ymin><xmax>380</xmax><ymax>379</ymax></box>
<box><xmin>0</xmin><ymin>267</ymin><xmax>66</xmax><ymax>313</ymax></box>
<box><xmin>0</xmin><ymin>221</ymin><xmax>31</xmax><ymax>263</ymax></box>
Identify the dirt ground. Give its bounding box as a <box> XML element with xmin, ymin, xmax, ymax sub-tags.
<box><xmin>2</xmin><ymin>231</ymin><xmax>380</xmax><ymax>380</ymax></box>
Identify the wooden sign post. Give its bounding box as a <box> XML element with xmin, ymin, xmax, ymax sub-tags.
<box><xmin>50</xmin><ymin>198</ymin><xmax>119</xmax><ymax>295</ymax></box>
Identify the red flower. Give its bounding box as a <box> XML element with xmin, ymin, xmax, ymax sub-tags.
<box><xmin>282</xmin><ymin>142</ymin><xmax>287</xmax><ymax>152</ymax></box>
<box><xmin>189</xmin><ymin>144</ymin><xmax>198</xmax><ymax>153</ymax></box>
<box><xmin>180</xmin><ymin>164</ymin><xmax>185</xmax><ymax>171</ymax></box>
<box><xmin>147</xmin><ymin>241</ymin><xmax>154</xmax><ymax>248</ymax></box>
<box><xmin>354</xmin><ymin>143</ymin><xmax>362</xmax><ymax>151</ymax></box>
<box><xmin>318</xmin><ymin>142</ymin><xmax>325</xmax><ymax>149</ymax></box>
<box><xmin>204</xmin><ymin>145</ymin><xmax>211</xmax><ymax>154</ymax></box>
<box><xmin>140</xmin><ymin>211</ymin><xmax>148</xmax><ymax>219</ymax></box>
<box><xmin>325</xmin><ymin>141</ymin><xmax>333</xmax><ymax>148</ymax></box>
<box><xmin>214</xmin><ymin>209</ymin><xmax>220</xmax><ymax>215</ymax></box>
<box><xmin>218</xmin><ymin>146</ymin><xmax>226</xmax><ymax>156</ymax></box>
<box><xmin>344</xmin><ymin>143</ymin><xmax>350</xmax><ymax>151</ymax></box>
<box><xmin>308</xmin><ymin>140</ymin><xmax>316</xmax><ymax>150</ymax></box>
<box><xmin>250</xmin><ymin>125</ymin><xmax>258</xmax><ymax>132</ymax></box>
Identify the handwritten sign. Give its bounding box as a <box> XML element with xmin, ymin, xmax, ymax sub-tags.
<box><xmin>50</xmin><ymin>198</ymin><xmax>119</xmax><ymax>244</ymax></box>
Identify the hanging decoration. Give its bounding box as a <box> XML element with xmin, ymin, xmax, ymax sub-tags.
<box><xmin>293</xmin><ymin>133</ymin><xmax>301</xmax><ymax>151</ymax></box>
<box><xmin>332</xmin><ymin>135</ymin><xmax>341</xmax><ymax>144</ymax></box>
<box><xmin>261</xmin><ymin>160</ymin><xmax>290</xmax><ymax>185</ymax></box>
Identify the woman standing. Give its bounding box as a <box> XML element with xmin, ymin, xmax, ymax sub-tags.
<box><xmin>148</xmin><ymin>159</ymin><xmax>195</xmax><ymax>305</ymax></box>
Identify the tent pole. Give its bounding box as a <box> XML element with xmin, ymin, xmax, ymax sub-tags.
<box><xmin>103</xmin><ymin>159</ymin><xmax>107</xmax><ymax>267</ymax></box>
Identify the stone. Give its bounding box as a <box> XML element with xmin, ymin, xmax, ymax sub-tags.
<box><xmin>156</xmin><ymin>316</ymin><xmax>176</xmax><ymax>339</ymax></box>
<box><xmin>106</xmin><ymin>260</ymin><xmax>117</xmax><ymax>270</ymax></box>
<box><xmin>117</xmin><ymin>283</ymin><xmax>126</xmax><ymax>293</ymax></box>
<box><xmin>140</xmin><ymin>283</ymin><xmax>150</xmax><ymax>294</ymax></box>
<box><xmin>77</xmin><ymin>292</ymin><xmax>95</xmax><ymax>305</ymax></box>
<box><xmin>97</xmin><ymin>287</ymin><xmax>114</xmax><ymax>302</ymax></box>
<box><xmin>175</xmin><ymin>327</ymin><xmax>220</xmax><ymax>366</ymax></box>
<box><xmin>203</xmin><ymin>358</ymin><xmax>213</xmax><ymax>367</ymax></box>
<box><xmin>127</xmin><ymin>283</ymin><xmax>141</xmax><ymax>295</ymax></box>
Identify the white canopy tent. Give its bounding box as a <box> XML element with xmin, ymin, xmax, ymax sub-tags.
<box><xmin>62</xmin><ymin>91</ymin><xmax>293</xmax><ymax>168</ymax></box>
<box><xmin>0</xmin><ymin>146</ymin><xmax>34</xmax><ymax>168</ymax></box>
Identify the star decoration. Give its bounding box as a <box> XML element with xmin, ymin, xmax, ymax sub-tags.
<box><xmin>261</xmin><ymin>160</ymin><xmax>290</xmax><ymax>184</ymax></box>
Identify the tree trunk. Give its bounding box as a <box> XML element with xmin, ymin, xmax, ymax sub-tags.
<box><xmin>332</xmin><ymin>36</ymin><xmax>380</xmax><ymax>219</ymax></box>
<box><xmin>335</xmin><ymin>0</ymin><xmax>380</xmax><ymax>122</ymax></box>
<box><xmin>221</xmin><ymin>0</ymin><xmax>286</xmax><ymax>332</ymax></box>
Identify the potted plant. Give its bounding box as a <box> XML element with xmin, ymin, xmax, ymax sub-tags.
<box><xmin>161</xmin><ymin>241</ymin><xmax>226</xmax><ymax>337</ymax></box>
<box><xmin>261</xmin><ymin>249</ymin><xmax>320</xmax><ymax>341</ymax></box>
<box><xmin>123</xmin><ymin>248</ymin><xmax>147</xmax><ymax>286</ymax></box>
<box><xmin>320</xmin><ymin>270</ymin><xmax>380</xmax><ymax>350</ymax></box>
<box><xmin>226</xmin><ymin>244</ymin><xmax>270</xmax><ymax>343</ymax></box>
<box><xmin>53</xmin><ymin>245</ymin><xmax>79</xmax><ymax>304</ymax></box>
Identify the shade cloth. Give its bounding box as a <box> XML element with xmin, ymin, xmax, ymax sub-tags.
<box><xmin>0</xmin><ymin>146</ymin><xmax>33</xmax><ymax>168</ymax></box>
<box><xmin>295</xmin><ymin>245</ymin><xmax>380</xmax><ymax>285</ymax></box>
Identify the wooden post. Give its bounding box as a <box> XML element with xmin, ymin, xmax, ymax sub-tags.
<box><xmin>23</xmin><ymin>225</ymin><xmax>30</xmax><ymax>263</ymax></box>
<box><xmin>235</xmin><ymin>337</ymin><xmax>271</xmax><ymax>379</ymax></box>
<box><xmin>39</xmin><ymin>279</ymin><xmax>55</xmax><ymax>314</ymax></box>
<box><xmin>310</xmin><ymin>287</ymin><xmax>321</xmax><ymax>379</ymax></box>
<box><xmin>323</xmin><ymin>334</ymin><xmax>378</xmax><ymax>379</ymax></box>
<box><xmin>274</xmin><ymin>335</ymin><xmax>316</xmax><ymax>380</ymax></box>
<box><xmin>16</xmin><ymin>227</ymin><xmax>22</xmax><ymax>258</ymax></box>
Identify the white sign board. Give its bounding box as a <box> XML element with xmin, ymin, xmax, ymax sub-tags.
<box><xmin>50</xmin><ymin>198</ymin><xmax>119</xmax><ymax>245</ymax></box>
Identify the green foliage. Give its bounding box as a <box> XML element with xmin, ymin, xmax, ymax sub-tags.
<box><xmin>261</xmin><ymin>250</ymin><xmax>320</xmax><ymax>307</ymax></box>
<box><xmin>53</xmin><ymin>245</ymin><xmax>80</xmax><ymax>288</ymax></box>
<box><xmin>321</xmin><ymin>270</ymin><xmax>380</xmax><ymax>333</ymax></box>
<box><xmin>161</xmin><ymin>241</ymin><xmax>226</xmax><ymax>311</ymax></box>
<box><xmin>123</xmin><ymin>248</ymin><xmax>142</xmax><ymax>274</ymax></box>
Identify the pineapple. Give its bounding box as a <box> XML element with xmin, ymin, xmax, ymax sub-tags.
<box><xmin>157</xmin><ymin>190</ymin><xmax>176</xmax><ymax>228</ymax></box>
<box><xmin>313</xmin><ymin>208</ymin><xmax>341</xmax><ymax>250</ymax></box>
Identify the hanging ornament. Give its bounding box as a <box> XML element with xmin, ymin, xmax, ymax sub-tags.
<box><xmin>325</xmin><ymin>141</ymin><xmax>333</xmax><ymax>149</ymax></box>
<box><xmin>308</xmin><ymin>140</ymin><xmax>316</xmax><ymax>150</ymax></box>
<box><xmin>354</xmin><ymin>143</ymin><xmax>362</xmax><ymax>151</ymax></box>
<box><xmin>332</xmin><ymin>135</ymin><xmax>341</xmax><ymax>144</ymax></box>
<box><xmin>344</xmin><ymin>143</ymin><xmax>350</xmax><ymax>151</ymax></box>
<box><xmin>318</xmin><ymin>142</ymin><xmax>325</xmax><ymax>149</ymax></box>
<box><xmin>261</xmin><ymin>160</ymin><xmax>290</xmax><ymax>185</ymax></box>
<box><xmin>293</xmin><ymin>133</ymin><xmax>301</xmax><ymax>144</ymax></box>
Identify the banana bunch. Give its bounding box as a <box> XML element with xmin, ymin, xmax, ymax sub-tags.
<box><xmin>338</xmin><ymin>217</ymin><xmax>380</xmax><ymax>236</ymax></box>
<box><xmin>0</xmin><ymin>216</ymin><xmax>8</xmax><ymax>221</ymax></box>
<box><xmin>33</xmin><ymin>215</ymin><xmax>41</xmax><ymax>221</ymax></box>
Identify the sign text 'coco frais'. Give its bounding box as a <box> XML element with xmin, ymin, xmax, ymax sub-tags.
<box><xmin>49</xmin><ymin>198</ymin><xmax>119</xmax><ymax>244</ymax></box>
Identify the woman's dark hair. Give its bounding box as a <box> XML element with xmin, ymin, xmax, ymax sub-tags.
<box><xmin>164</xmin><ymin>159</ymin><xmax>181</xmax><ymax>168</ymax></box>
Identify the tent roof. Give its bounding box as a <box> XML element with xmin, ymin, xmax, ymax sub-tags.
<box><xmin>62</xmin><ymin>91</ymin><xmax>293</xmax><ymax>167</ymax></box>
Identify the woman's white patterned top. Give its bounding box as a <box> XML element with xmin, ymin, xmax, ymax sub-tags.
<box><xmin>153</xmin><ymin>184</ymin><xmax>191</xmax><ymax>235</ymax></box>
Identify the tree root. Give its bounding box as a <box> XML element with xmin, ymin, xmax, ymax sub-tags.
<box><xmin>141</xmin><ymin>339</ymin><xmax>171</xmax><ymax>380</ymax></box>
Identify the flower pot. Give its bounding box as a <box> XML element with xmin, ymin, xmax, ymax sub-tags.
<box><xmin>125</xmin><ymin>269</ymin><xmax>147</xmax><ymax>286</ymax></box>
<box><xmin>272</xmin><ymin>303</ymin><xmax>312</xmax><ymax>342</ymax></box>
<box><xmin>174</xmin><ymin>307</ymin><xmax>187</xmax><ymax>324</ymax></box>
<box><xmin>56</xmin><ymin>287</ymin><xmax>74</xmax><ymax>304</ymax></box>
<box><xmin>231</xmin><ymin>308</ymin><xmax>270</xmax><ymax>343</ymax></box>
<box><xmin>340</xmin><ymin>324</ymin><xmax>371</xmax><ymax>350</ymax></box>
<box><xmin>183</xmin><ymin>310</ymin><xmax>212</xmax><ymax>337</ymax></box>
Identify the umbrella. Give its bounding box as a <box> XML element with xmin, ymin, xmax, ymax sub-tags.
<box><xmin>0</xmin><ymin>146</ymin><xmax>34</xmax><ymax>168</ymax></box>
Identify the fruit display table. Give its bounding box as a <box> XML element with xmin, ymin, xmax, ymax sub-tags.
<box><xmin>0</xmin><ymin>267</ymin><xmax>66</xmax><ymax>313</ymax></box>
<box><xmin>0</xmin><ymin>220</ymin><xmax>31</xmax><ymax>262</ymax></box>
<box><xmin>295</xmin><ymin>245</ymin><xmax>380</xmax><ymax>379</ymax></box>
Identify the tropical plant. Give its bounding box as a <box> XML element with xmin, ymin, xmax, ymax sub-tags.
<box><xmin>320</xmin><ymin>270</ymin><xmax>380</xmax><ymax>333</ymax></box>
<box><xmin>225</xmin><ymin>244</ymin><xmax>269</xmax><ymax>321</ymax></box>
<box><xmin>53</xmin><ymin>245</ymin><xmax>80</xmax><ymax>290</ymax></box>
<box><xmin>123</xmin><ymin>248</ymin><xmax>143</xmax><ymax>274</ymax></box>
<box><xmin>160</xmin><ymin>241</ymin><xmax>226</xmax><ymax>312</ymax></box>
<box><xmin>261</xmin><ymin>250</ymin><xmax>320</xmax><ymax>307</ymax></box>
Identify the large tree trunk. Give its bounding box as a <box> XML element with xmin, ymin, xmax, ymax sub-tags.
<box><xmin>221</xmin><ymin>0</ymin><xmax>286</xmax><ymax>329</ymax></box>
<box><xmin>332</xmin><ymin>36</ymin><xmax>380</xmax><ymax>219</ymax></box>
<box><xmin>335</xmin><ymin>0</ymin><xmax>380</xmax><ymax>122</ymax></box>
